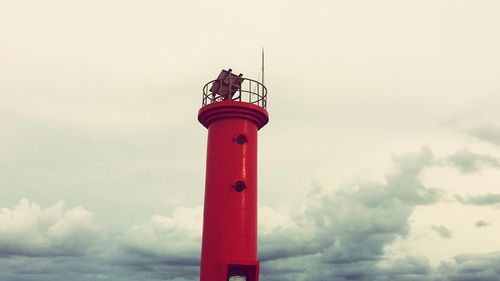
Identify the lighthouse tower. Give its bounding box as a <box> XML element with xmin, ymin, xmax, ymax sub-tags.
<box><xmin>198</xmin><ymin>69</ymin><xmax>268</xmax><ymax>281</ymax></box>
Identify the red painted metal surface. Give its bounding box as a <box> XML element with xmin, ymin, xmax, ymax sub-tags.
<box><xmin>198</xmin><ymin>101</ymin><xmax>268</xmax><ymax>281</ymax></box>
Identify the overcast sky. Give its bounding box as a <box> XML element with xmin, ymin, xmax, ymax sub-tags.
<box><xmin>2</xmin><ymin>0</ymin><xmax>500</xmax><ymax>280</ymax></box>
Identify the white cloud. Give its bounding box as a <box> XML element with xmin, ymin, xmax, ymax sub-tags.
<box><xmin>118</xmin><ymin>206</ymin><xmax>202</xmax><ymax>255</ymax></box>
<box><xmin>259</xmin><ymin>205</ymin><xmax>294</xmax><ymax>235</ymax></box>
<box><xmin>98</xmin><ymin>206</ymin><xmax>204</xmax><ymax>280</ymax></box>
<box><xmin>0</xmin><ymin>198</ymin><xmax>101</xmax><ymax>257</ymax></box>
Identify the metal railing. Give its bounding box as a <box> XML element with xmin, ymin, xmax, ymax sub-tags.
<box><xmin>202</xmin><ymin>77</ymin><xmax>267</xmax><ymax>109</ymax></box>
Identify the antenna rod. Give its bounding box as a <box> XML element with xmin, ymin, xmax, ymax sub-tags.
<box><xmin>261</xmin><ymin>47</ymin><xmax>265</xmax><ymax>85</ymax></box>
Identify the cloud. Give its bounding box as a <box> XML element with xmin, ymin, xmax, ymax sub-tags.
<box><xmin>1</xmin><ymin>186</ymin><xmax>500</xmax><ymax>281</ymax></box>
<box><xmin>0</xmin><ymin>200</ymin><xmax>201</xmax><ymax>281</ymax></box>
<box><xmin>475</xmin><ymin>220</ymin><xmax>490</xmax><ymax>228</ymax></box>
<box><xmin>431</xmin><ymin>225</ymin><xmax>452</xmax><ymax>239</ymax></box>
<box><xmin>0</xmin><ymin>199</ymin><xmax>110</xmax><ymax>281</ymax></box>
<box><xmin>438</xmin><ymin>252</ymin><xmax>500</xmax><ymax>281</ymax></box>
<box><xmin>466</xmin><ymin>125</ymin><xmax>500</xmax><ymax>146</ymax></box>
<box><xmin>0</xmin><ymin>198</ymin><xmax>102</xmax><ymax>258</ymax></box>
<box><xmin>96</xmin><ymin>146</ymin><xmax>437</xmax><ymax>280</ymax></box>
<box><xmin>446</xmin><ymin>148</ymin><xmax>500</xmax><ymax>173</ymax></box>
<box><xmin>377</xmin><ymin>256</ymin><xmax>432</xmax><ymax>281</ymax></box>
<box><xmin>455</xmin><ymin>194</ymin><xmax>500</xmax><ymax>206</ymax></box>
<box><xmin>3</xmin><ymin>147</ymin><xmax>500</xmax><ymax>281</ymax></box>
<box><xmin>112</xmin><ymin>206</ymin><xmax>203</xmax><ymax>280</ymax></box>
<box><xmin>259</xmin><ymin>147</ymin><xmax>442</xmax><ymax>280</ymax></box>
<box><xmin>0</xmin><ymin>255</ymin><xmax>115</xmax><ymax>281</ymax></box>
<box><xmin>1</xmin><ymin>147</ymin><xmax>441</xmax><ymax>281</ymax></box>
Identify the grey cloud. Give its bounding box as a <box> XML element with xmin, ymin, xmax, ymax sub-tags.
<box><xmin>1</xmin><ymin>147</ymin><xmax>441</xmax><ymax>281</ymax></box>
<box><xmin>2</xmin><ymin>191</ymin><xmax>500</xmax><ymax>281</ymax></box>
<box><xmin>0</xmin><ymin>255</ymin><xmax>115</xmax><ymax>281</ymax></box>
<box><xmin>376</xmin><ymin>256</ymin><xmax>432</xmax><ymax>281</ymax></box>
<box><xmin>260</xmin><ymin>256</ymin><xmax>433</xmax><ymax>281</ymax></box>
<box><xmin>431</xmin><ymin>225</ymin><xmax>452</xmax><ymax>239</ymax></box>
<box><xmin>2</xmin><ymin>146</ymin><xmax>498</xmax><ymax>281</ymax></box>
<box><xmin>466</xmin><ymin>125</ymin><xmax>500</xmax><ymax>147</ymax></box>
<box><xmin>475</xmin><ymin>220</ymin><xmax>491</xmax><ymax>228</ymax></box>
<box><xmin>455</xmin><ymin>194</ymin><xmax>500</xmax><ymax>206</ymax></box>
<box><xmin>446</xmin><ymin>149</ymin><xmax>500</xmax><ymax>173</ymax></box>
<box><xmin>437</xmin><ymin>252</ymin><xmax>500</xmax><ymax>281</ymax></box>
<box><xmin>259</xmin><ymin>147</ymin><xmax>441</xmax><ymax>280</ymax></box>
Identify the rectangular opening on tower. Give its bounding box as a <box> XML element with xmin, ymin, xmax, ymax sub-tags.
<box><xmin>225</xmin><ymin>261</ymin><xmax>259</xmax><ymax>281</ymax></box>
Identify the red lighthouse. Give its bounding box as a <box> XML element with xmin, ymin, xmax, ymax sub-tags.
<box><xmin>198</xmin><ymin>69</ymin><xmax>268</xmax><ymax>281</ymax></box>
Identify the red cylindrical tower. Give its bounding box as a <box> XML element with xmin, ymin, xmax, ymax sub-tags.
<box><xmin>198</xmin><ymin>69</ymin><xmax>268</xmax><ymax>281</ymax></box>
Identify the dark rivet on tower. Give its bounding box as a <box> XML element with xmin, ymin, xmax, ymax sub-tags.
<box><xmin>234</xmin><ymin>181</ymin><xmax>246</xmax><ymax>192</ymax></box>
<box><xmin>235</xmin><ymin>134</ymin><xmax>248</xmax><ymax>144</ymax></box>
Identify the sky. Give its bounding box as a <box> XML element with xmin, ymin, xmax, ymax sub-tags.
<box><xmin>1</xmin><ymin>0</ymin><xmax>500</xmax><ymax>280</ymax></box>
